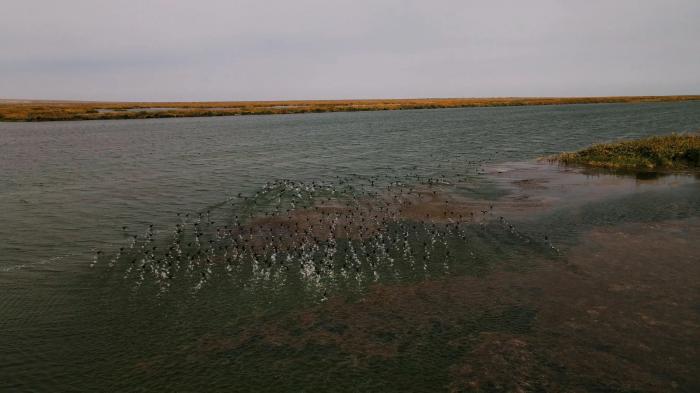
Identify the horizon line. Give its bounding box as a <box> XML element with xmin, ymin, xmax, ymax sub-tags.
<box><xmin>3</xmin><ymin>94</ymin><xmax>700</xmax><ymax>105</ymax></box>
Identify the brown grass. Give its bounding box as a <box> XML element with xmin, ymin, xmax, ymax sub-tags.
<box><xmin>1</xmin><ymin>95</ymin><xmax>699</xmax><ymax>122</ymax></box>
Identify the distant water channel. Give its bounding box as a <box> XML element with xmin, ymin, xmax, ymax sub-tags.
<box><xmin>1</xmin><ymin>102</ymin><xmax>699</xmax><ymax>392</ymax></box>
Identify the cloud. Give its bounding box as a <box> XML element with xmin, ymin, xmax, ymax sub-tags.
<box><xmin>1</xmin><ymin>0</ymin><xmax>698</xmax><ymax>100</ymax></box>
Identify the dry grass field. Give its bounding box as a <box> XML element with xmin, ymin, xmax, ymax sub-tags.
<box><xmin>1</xmin><ymin>96</ymin><xmax>699</xmax><ymax>122</ymax></box>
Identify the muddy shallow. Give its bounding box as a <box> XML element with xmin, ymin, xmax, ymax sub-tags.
<box><xmin>63</xmin><ymin>162</ymin><xmax>698</xmax><ymax>392</ymax></box>
<box><xmin>183</xmin><ymin>217</ymin><xmax>699</xmax><ymax>392</ymax></box>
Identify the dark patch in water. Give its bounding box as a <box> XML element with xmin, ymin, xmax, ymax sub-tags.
<box><xmin>635</xmin><ymin>171</ymin><xmax>663</xmax><ymax>180</ymax></box>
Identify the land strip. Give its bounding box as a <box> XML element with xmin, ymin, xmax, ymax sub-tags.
<box><xmin>1</xmin><ymin>95</ymin><xmax>699</xmax><ymax>122</ymax></box>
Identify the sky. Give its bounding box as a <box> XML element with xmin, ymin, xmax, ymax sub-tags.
<box><xmin>1</xmin><ymin>0</ymin><xmax>699</xmax><ymax>101</ymax></box>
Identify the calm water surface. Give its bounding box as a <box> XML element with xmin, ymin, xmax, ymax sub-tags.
<box><xmin>1</xmin><ymin>102</ymin><xmax>699</xmax><ymax>392</ymax></box>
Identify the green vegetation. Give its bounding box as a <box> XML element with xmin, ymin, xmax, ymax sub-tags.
<box><xmin>550</xmin><ymin>133</ymin><xmax>700</xmax><ymax>170</ymax></box>
<box><xmin>1</xmin><ymin>95</ymin><xmax>700</xmax><ymax>122</ymax></box>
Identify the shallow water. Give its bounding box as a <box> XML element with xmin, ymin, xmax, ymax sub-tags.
<box><xmin>1</xmin><ymin>102</ymin><xmax>700</xmax><ymax>392</ymax></box>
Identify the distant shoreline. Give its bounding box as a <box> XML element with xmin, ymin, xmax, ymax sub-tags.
<box><xmin>1</xmin><ymin>95</ymin><xmax>699</xmax><ymax>122</ymax></box>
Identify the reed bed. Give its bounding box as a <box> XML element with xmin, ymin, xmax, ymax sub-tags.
<box><xmin>2</xmin><ymin>95</ymin><xmax>699</xmax><ymax>122</ymax></box>
<box><xmin>550</xmin><ymin>133</ymin><xmax>700</xmax><ymax>170</ymax></box>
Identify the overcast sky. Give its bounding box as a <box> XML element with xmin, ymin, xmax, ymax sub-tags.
<box><xmin>1</xmin><ymin>0</ymin><xmax>699</xmax><ymax>101</ymax></box>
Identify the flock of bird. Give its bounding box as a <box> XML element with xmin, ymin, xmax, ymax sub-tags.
<box><xmin>93</xmin><ymin>158</ymin><xmax>555</xmax><ymax>299</ymax></box>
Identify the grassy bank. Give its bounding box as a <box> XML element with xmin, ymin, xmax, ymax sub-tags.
<box><xmin>1</xmin><ymin>95</ymin><xmax>699</xmax><ymax>122</ymax></box>
<box><xmin>549</xmin><ymin>133</ymin><xmax>700</xmax><ymax>170</ymax></box>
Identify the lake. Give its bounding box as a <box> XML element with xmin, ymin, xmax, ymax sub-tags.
<box><xmin>1</xmin><ymin>102</ymin><xmax>699</xmax><ymax>392</ymax></box>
